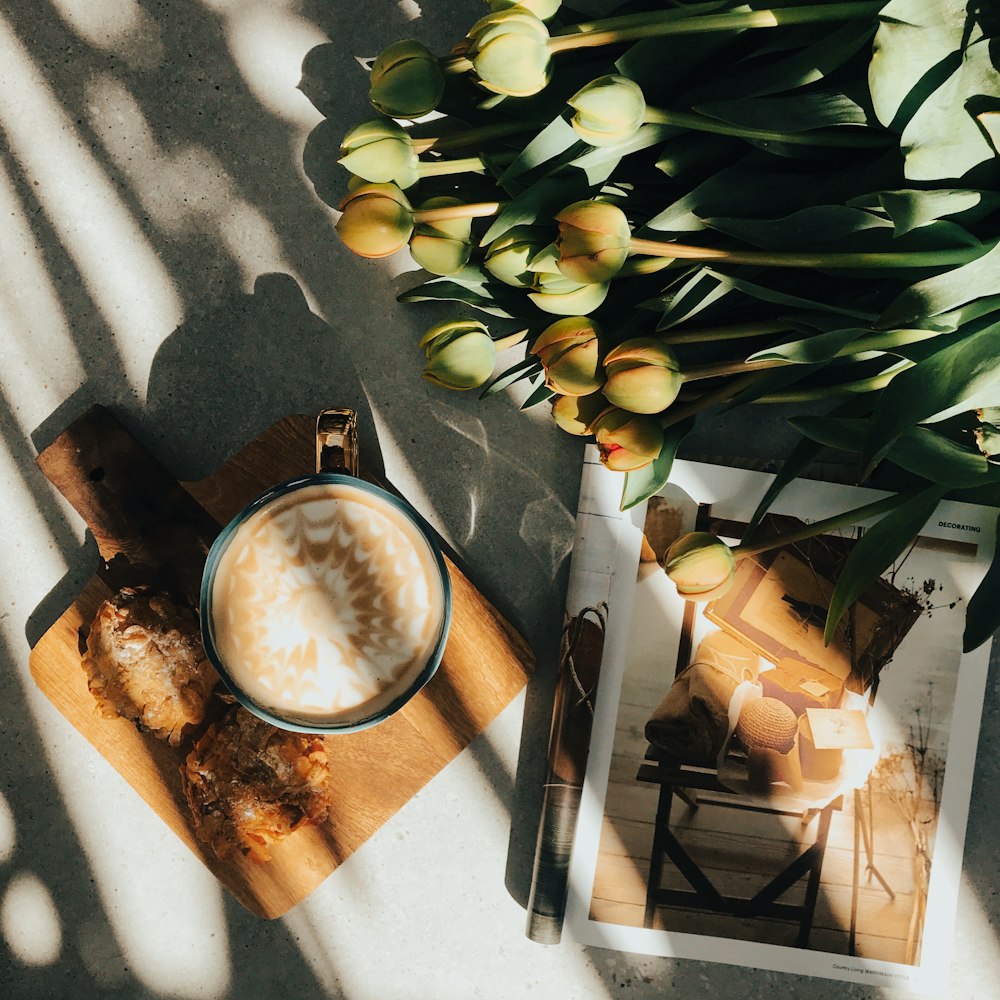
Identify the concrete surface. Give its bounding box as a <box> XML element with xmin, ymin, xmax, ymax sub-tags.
<box><xmin>0</xmin><ymin>2</ymin><xmax>997</xmax><ymax>999</ymax></box>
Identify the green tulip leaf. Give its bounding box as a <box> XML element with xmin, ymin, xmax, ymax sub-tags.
<box><xmin>643</xmin><ymin>162</ymin><xmax>821</xmax><ymax>234</ymax></box>
<box><xmin>520</xmin><ymin>382</ymin><xmax>555</xmax><ymax>409</ymax></box>
<box><xmin>721</xmin><ymin>361</ymin><xmax>831</xmax><ymax>410</ymax></box>
<box><xmin>897</xmin><ymin>36</ymin><xmax>1000</xmax><ymax>182</ymax></box>
<box><xmin>615</xmin><ymin>7</ymin><xmax>734</xmax><ymax>101</ymax></box>
<box><xmin>744</xmin><ymin>396</ymin><xmax>875</xmax><ymax>542</ymax></box>
<box><xmin>655</xmin><ymin>268</ymin><xmax>730</xmax><ymax>330</ymax></box>
<box><xmin>903</xmin><ymin>296</ymin><xmax>1000</xmax><ymax>343</ymax></box>
<box><xmin>480</xmin><ymin>356</ymin><xmax>541</xmax><ymax>397</ymax></box>
<box><xmin>742</xmin><ymin>437</ymin><xmax>824</xmax><ymax>543</ymax></box>
<box><xmin>480</xmin><ymin>172</ymin><xmax>592</xmax><ymax>247</ymax></box>
<box><xmin>824</xmin><ymin>485</ymin><xmax>946</xmax><ymax>645</ymax></box>
<box><xmin>747</xmin><ymin>325</ymin><xmax>871</xmax><ymax>365</ymax></box>
<box><xmin>869</xmin><ymin>0</ymin><xmax>1000</xmax><ymax>181</ymax></box>
<box><xmin>619</xmin><ymin>418</ymin><xmax>694</xmax><ymax>512</ymax></box>
<box><xmin>498</xmin><ymin>117</ymin><xmax>580</xmax><ymax>189</ymax></box>
<box><xmin>789</xmin><ymin>415</ymin><xmax>866</xmax><ymax>453</ymax></box>
<box><xmin>570</xmin><ymin>124</ymin><xmax>676</xmax><ymax>185</ymax></box>
<box><xmin>922</xmin><ymin>387</ymin><xmax>1000</xmax><ymax>427</ymax></box>
<box><xmin>862</xmin><ymin>317</ymin><xmax>1000</xmax><ymax>472</ymax></box>
<box><xmin>793</xmin><ymin>415</ymin><xmax>1000</xmax><ymax>487</ymax></box>
<box><xmin>685</xmin><ymin>19</ymin><xmax>876</xmax><ymax>103</ymax></box>
<box><xmin>963</xmin><ymin>513</ymin><xmax>1000</xmax><ymax>652</ymax></box>
<box><xmin>876</xmin><ymin>240</ymin><xmax>1000</xmax><ymax>329</ymax></box>
<box><xmin>706</xmin><ymin>205</ymin><xmax>891</xmax><ymax>252</ymax></box>
<box><xmin>869</xmin><ymin>0</ymin><xmax>966</xmax><ymax>128</ymax></box>
<box><xmin>783</xmin><ymin>311</ymin><xmax>868</xmax><ymax>334</ymax></box>
<box><xmin>852</xmin><ymin>188</ymin><xmax>1000</xmax><ymax>236</ymax></box>
<box><xmin>398</xmin><ymin>279</ymin><xmax>513</xmax><ymax>317</ymax></box>
<box><xmin>655</xmin><ymin>132</ymin><xmax>744</xmax><ymax>180</ymax></box>
<box><xmin>696</xmin><ymin>90</ymin><xmax>870</xmax><ymax>133</ymax></box>
<box><xmin>704</xmin><ymin>270</ymin><xmax>879</xmax><ymax>321</ymax></box>
<box><xmin>890</xmin><ymin>426</ymin><xmax>1000</xmax><ymax>486</ymax></box>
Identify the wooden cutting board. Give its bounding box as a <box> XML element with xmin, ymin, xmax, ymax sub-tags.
<box><xmin>29</xmin><ymin>407</ymin><xmax>534</xmax><ymax>918</ymax></box>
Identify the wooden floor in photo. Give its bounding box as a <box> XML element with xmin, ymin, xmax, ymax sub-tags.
<box><xmin>590</xmin><ymin>695</ymin><xmax>929</xmax><ymax>965</ymax></box>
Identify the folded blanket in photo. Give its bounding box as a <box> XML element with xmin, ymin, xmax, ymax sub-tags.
<box><xmin>645</xmin><ymin>662</ymin><xmax>739</xmax><ymax>767</ymax></box>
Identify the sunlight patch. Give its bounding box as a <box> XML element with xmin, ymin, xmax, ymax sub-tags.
<box><xmin>221</xmin><ymin>6</ymin><xmax>328</xmax><ymax>129</ymax></box>
<box><xmin>362</xmin><ymin>385</ymin><xmax>456</xmax><ymax>552</ymax></box>
<box><xmin>0</xmin><ymin>790</ymin><xmax>14</xmax><ymax>865</ymax></box>
<box><xmin>1</xmin><ymin>872</ymin><xmax>62</xmax><ymax>966</ymax></box>
<box><xmin>0</xmin><ymin>165</ymin><xmax>85</xmax><ymax>426</ymax></box>
<box><xmin>0</xmin><ymin>13</ymin><xmax>183</xmax><ymax>402</ymax></box>
<box><xmin>48</xmin><ymin>0</ymin><xmax>164</xmax><ymax>70</ymax></box>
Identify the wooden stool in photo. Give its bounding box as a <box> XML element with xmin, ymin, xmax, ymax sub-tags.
<box><xmin>637</xmin><ymin>752</ymin><xmax>843</xmax><ymax>948</ymax></box>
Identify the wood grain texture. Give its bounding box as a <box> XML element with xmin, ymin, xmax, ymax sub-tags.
<box><xmin>29</xmin><ymin>407</ymin><xmax>534</xmax><ymax>918</ymax></box>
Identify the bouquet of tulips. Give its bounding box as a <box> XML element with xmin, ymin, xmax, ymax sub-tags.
<box><xmin>301</xmin><ymin>0</ymin><xmax>1000</xmax><ymax>650</ymax></box>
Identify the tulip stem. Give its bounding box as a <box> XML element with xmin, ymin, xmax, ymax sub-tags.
<box><xmin>411</xmin><ymin>201</ymin><xmax>503</xmax><ymax>223</ymax></box>
<box><xmin>662</xmin><ymin>320</ymin><xmax>792</xmax><ymax>345</ymax></box>
<box><xmin>682</xmin><ymin>358</ymin><xmax>789</xmax><ymax>382</ymax></box>
<box><xmin>617</xmin><ymin>257</ymin><xmax>677</xmax><ymax>277</ymax></box>
<box><xmin>751</xmin><ymin>362</ymin><xmax>913</xmax><ymax>403</ymax></box>
<box><xmin>557</xmin><ymin>1</ymin><xmax>741</xmax><ymax>37</ymax></box>
<box><xmin>546</xmin><ymin>3</ymin><xmax>884</xmax><ymax>53</ymax></box>
<box><xmin>441</xmin><ymin>3</ymin><xmax>881</xmax><ymax>74</ymax></box>
<box><xmin>659</xmin><ymin>371</ymin><xmax>767</xmax><ymax>429</ymax></box>
<box><xmin>627</xmin><ymin>237</ymin><xmax>990</xmax><ymax>270</ymax></box>
<box><xmin>642</xmin><ymin>107</ymin><xmax>888</xmax><ymax>148</ymax></box>
<box><xmin>412</xmin><ymin>122</ymin><xmax>541</xmax><ymax>154</ymax></box>
<box><xmin>733</xmin><ymin>493</ymin><xmax>904</xmax><ymax>559</ymax></box>
<box><xmin>416</xmin><ymin>156</ymin><xmax>488</xmax><ymax>179</ymax></box>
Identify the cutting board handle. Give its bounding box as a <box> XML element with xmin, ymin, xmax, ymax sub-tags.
<box><xmin>36</xmin><ymin>405</ymin><xmax>221</xmax><ymax>603</ymax></box>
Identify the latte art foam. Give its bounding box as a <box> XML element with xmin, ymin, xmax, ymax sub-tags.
<box><xmin>210</xmin><ymin>482</ymin><xmax>445</xmax><ymax>724</ymax></box>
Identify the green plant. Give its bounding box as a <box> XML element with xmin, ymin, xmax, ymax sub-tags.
<box><xmin>302</xmin><ymin>0</ymin><xmax>1000</xmax><ymax>650</ymax></box>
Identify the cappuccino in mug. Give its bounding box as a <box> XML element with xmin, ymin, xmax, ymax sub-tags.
<box><xmin>206</xmin><ymin>480</ymin><xmax>448</xmax><ymax>728</ymax></box>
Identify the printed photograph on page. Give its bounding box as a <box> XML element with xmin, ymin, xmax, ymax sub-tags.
<box><xmin>566</xmin><ymin>462</ymin><xmax>994</xmax><ymax>994</ymax></box>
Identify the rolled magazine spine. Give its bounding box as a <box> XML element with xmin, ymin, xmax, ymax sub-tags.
<box><xmin>525</xmin><ymin>608</ymin><xmax>606</xmax><ymax>942</ymax></box>
<box><xmin>525</xmin><ymin>453</ymin><xmax>622</xmax><ymax>942</ymax></box>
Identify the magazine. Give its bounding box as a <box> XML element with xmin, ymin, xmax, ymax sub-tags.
<box><xmin>540</xmin><ymin>448</ymin><xmax>994</xmax><ymax>995</ymax></box>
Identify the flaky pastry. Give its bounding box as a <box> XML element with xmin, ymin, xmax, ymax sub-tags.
<box><xmin>82</xmin><ymin>587</ymin><xmax>218</xmax><ymax>745</ymax></box>
<box><xmin>180</xmin><ymin>706</ymin><xmax>331</xmax><ymax>863</ymax></box>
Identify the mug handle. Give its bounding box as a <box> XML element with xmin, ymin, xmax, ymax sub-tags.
<box><xmin>316</xmin><ymin>408</ymin><xmax>359</xmax><ymax>476</ymax></box>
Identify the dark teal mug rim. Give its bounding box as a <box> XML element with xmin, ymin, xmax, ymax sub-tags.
<box><xmin>200</xmin><ymin>473</ymin><xmax>453</xmax><ymax>734</ymax></box>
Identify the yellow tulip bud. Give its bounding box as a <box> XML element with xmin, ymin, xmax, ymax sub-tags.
<box><xmin>568</xmin><ymin>75</ymin><xmax>646</xmax><ymax>147</ymax></box>
<box><xmin>336</xmin><ymin>183</ymin><xmax>413</xmax><ymax>259</ymax></box>
<box><xmin>590</xmin><ymin>406</ymin><xmax>664</xmax><ymax>471</ymax></box>
<box><xmin>420</xmin><ymin>319</ymin><xmax>497</xmax><ymax>390</ymax></box>
<box><xmin>664</xmin><ymin>532</ymin><xmax>736</xmax><ymax>602</ymax></box>
<box><xmin>369</xmin><ymin>40</ymin><xmax>445</xmax><ymax>119</ymax></box>
<box><xmin>531</xmin><ymin>316</ymin><xmax>604</xmax><ymax>396</ymax></box>
<box><xmin>525</xmin><ymin>250</ymin><xmax>611</xmax><ymax>314</ymax></box>
<box><xmin>554</xmin><ymin>200</ymin><xmax>631</xmax><ymax>284</ymax></box>
<box><xmin>603</xmin><ymin>338</ymin><xmax>682</xmax><ymax>414</ymax></box>
<box><xmin>484</xmin><ymin>226</ymin><xmax>548</xmax><ymax>287</ymax></box>
<box><xmin>551</xmin><ymin>392</ymin><xmax>608</xmax><ymax>436</ymax></box>
<box><xmin>338</xmin><ymin>118</ymin><xmax>419</xmax><ymax>187</ymax></box>
<box><xmin>489</xmin><ymin>0</ymin><xmax>561</xmax><ymax>21</ymax></box>
<box><xmin>466</xmin><ymin>9</ymin><xmax>552</xmax><ymax>98</ymax></box>
<box><xmin>410</xmin><ymin>197</ymin><xmax>473</xmax><ymax>275</ymax></box>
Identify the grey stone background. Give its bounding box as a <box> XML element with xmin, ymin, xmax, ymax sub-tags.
<box><xmin>0</xmin><ymin>2</ymin><xmax>996</xmax><ymax>998</ymax></box>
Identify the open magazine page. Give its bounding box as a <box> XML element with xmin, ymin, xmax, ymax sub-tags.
<box><xmin>563</xmin><ymin>452</ymin><xmax>995</xmax><ymax>996</ymax></box>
